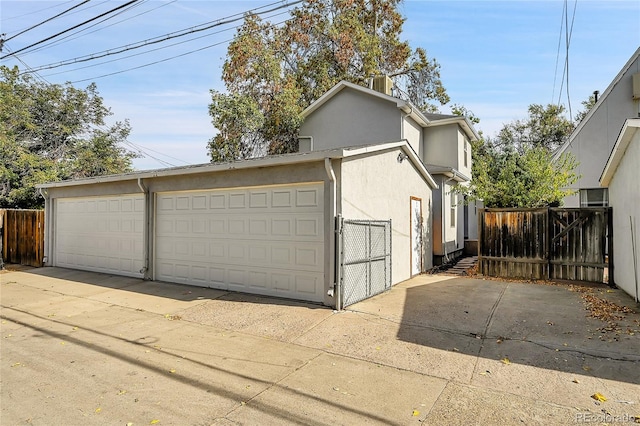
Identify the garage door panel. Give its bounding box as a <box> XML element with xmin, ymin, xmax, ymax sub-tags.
<box><xmin>55</xmin><ymin>195</ymin><xmax>144</xmax><ymax>278</ymax></box>
<box><xmin>155</xmin><ymin>184</ymin><xmax>325</xmax><ymax>302</ymax></box>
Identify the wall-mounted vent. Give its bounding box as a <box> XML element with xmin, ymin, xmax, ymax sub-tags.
<box><xmin>633</xmin><ymin>73</ymin><xmax>640</xmax><ymax>100</ymax></box>
<box><xmin>372</xmin><ymin>75</ymin><xmax>394</xmax><ymax>96</ymax></box>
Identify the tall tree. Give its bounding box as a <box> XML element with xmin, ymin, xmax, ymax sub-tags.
<box><xmin>491</xmin><ymin>104</ymin><xmax>574</xmax><ymax>153</ymax></box>
<box><xmin>460</xmin><ymin>103</ymin><xmax>579</xmax><ymax>208</ymax></box>
<box><xmin>0</xmin><ymin>66</ymin><xmax>138</xmax><ymax>208</ymax></box>
<box><xmin>208</xmin><ymin>0</ymin><xmax>449</xmax><ymax>161</ymax></box>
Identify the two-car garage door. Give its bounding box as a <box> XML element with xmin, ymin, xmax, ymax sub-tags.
<box><xmin>154</xmin><ymin>183</ymin><xmax>325</xmax><ymax>302</ymax></box>
<box><xmin>54</xmin><ymin>184</ymin><xmax>325</xmax><ymax>302</ymax></box>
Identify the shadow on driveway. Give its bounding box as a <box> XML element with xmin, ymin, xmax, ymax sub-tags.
<box><xmin>395</xmin><ymin>276</ymin><xmax>640</xmax><ymax>385</ymax></box>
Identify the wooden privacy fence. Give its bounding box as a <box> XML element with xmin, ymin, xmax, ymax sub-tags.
<box><xmin>479</xmin><ymin>207</ymin><xmax>611</xmax><ymax>283</ymax></box>
<box><xmin>0</xmin><ymin>209</ymin><xmax>45</xmax><ymax>268</ymax></box>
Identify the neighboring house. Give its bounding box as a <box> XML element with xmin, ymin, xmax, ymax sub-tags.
<box><xmin>554</xmin><ymin>47</ymin><xmax>640</xmax><ymax>207</ymax></box>
<box><xmin>37</xmin><ymin>142</ymin><xmax>435</xmax><ymax>309</ymax></box>
<box><xmin>600</xmin><ymin>118</ymin><xmax>640</xmax><ymax>301</ymax></box>
<box><xmin>299</xmin><ymin>79</ymin><xmax>480</xmax><ymax>264</ymax></box>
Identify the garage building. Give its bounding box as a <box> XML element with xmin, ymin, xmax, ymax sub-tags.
<box><xmin>38</xmin><ymin>141</ymin><xmax>436</xmax><ymax>308</ymax></box>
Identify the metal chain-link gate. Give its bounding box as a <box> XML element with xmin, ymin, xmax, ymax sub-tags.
<box><xmin>337</xmin><ymin>218</ymin><xmax>392</xmax><ymax>308</ymax></box>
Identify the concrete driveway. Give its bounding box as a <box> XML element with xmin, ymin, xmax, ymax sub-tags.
<box><xmin>1</xmin><ymin>267</ymin><xmax>639</xmax><ymax>425</ymax></box>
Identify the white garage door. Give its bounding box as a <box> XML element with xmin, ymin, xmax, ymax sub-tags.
<box><xmin>155</xmin><ymin>183</ymin><xmax>325</xmax><ymax>302</ymax></box>
<box><xmin>55</xmin><ymin>195</ymin><xmax>145</xmax><ymax>278</ymax></box>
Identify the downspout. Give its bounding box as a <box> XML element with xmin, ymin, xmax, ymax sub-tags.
<box><xmin>137</xmin><ymin>178</ymin><xmax>150</xmax><ymax>279</ymax></box>
<box><xmin>325</xmin><ymin>158</ymin><xmax>339</xmax><ymax>309</ymax></box>
<box><xmin>38</xmin><ymin>188</ymin><xmax>50</xmax><ymax>265</ymax></box>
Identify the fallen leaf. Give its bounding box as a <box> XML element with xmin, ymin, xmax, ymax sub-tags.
<box><xmin>118</xmin><ymin>390</ymin><xmax>127</xmax><ymax>395</ymax></box>
<box><xmin>150</xmin><ymin>420</ymin><xmax>160</xmax><ymax>425</ymax></box>
<box><xmin>11</xmin><ymin>362</ymin><xmax>21</xmax><ymax>367</ymax></box>
<box><xmin>60</xmin><ymin>342</ymin><xmax>66</xmax><ymax>345</ymax></box>
<box><xmin>582</xmin><ymin>366</ymin><xmax>592</xmax><ymax>371</ymax></box>
<box><xmin>412</xmin><ymin>410</ymin><xmax>420</xmax><ymax>417</ymax></box>
<box><xmin>95</xmin><ymin>407</ymin><xmax>102</xmax><ymax>414</ymax></box>
<box><xmin>591</xmin><ymin>393</ymin><xmax>607</xmax><ymax>402</ymax></box>
<box><xmin>501</xmin><ymin>358</ymin><xmax>511</xmax><ymax>365</ymax></box>
<box><xmin>452</xmin><ymin>348</ymin><xmax>459</xmax><ymax>352</ymax></box>
<box><xmin>72</xmin><ymin>327</ymin><xmax>78</xmax><ymax>331</ymax></box>
<box><xmin>572</xmin><ymin>379</ymin><xmax>580</xmax><ymax>384</ymax></box>
<box><xmin>375</xmin><ymin>346</ymin><xmax>381</xmax><ymax>350</ymax></box>
<box><xmin>169</xmin><ymin>369</ymin><xmax>176</xmax><ymax>374</ymax></box>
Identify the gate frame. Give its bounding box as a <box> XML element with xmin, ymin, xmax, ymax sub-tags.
<box><xmin>337</xmin><ymin>216</ymin><xmax>392</xmax><ymax>309</ymax></box>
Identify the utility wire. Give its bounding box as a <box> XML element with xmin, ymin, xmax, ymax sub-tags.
<box><xmin>23</xmin><ymin>0</ymin><xmax>176</xmax><ymax>57</ymax></box>
<box><xmin>5</xmin><ymin>46</ymin><xmax>186</xmax><ymax>169</ymax></box>
<box><xmin>67</xmin><ymin>16</ymin><xmax>293</xmax><ymax>84</ymax></box>
<box><xmin>41</xmin><ymin>9</ymin><xmax>291</xmax><ymax>78</ymax></box>
<box><xmin>565</xmin><ymin>0</ymin><xmax>577</xmax><ymax>121</ymax></box>
<box><xmin>1</xmin><ymin>0</ymin><xmax>75</xmax><ymax>22</ymax></box>
<box><xmin>1</xmin><ymin>0</ymin><xmax>141</xmax><ymax>60</ymax></box>
<box><xmin>3</xmin><ymin>0</ymin><xmax>91</xmax><ymax>44</ymax></box>
<box><xmin>23</xmin><ymin>0</ymin><xmax>302</xmax><ymax>74</ymax></box>
<box><xmin>551</xmin><ymin>0</ymin><xmax>566</xmax><ymax>104</ymax></box>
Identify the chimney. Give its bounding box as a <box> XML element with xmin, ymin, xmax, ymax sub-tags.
<box><xmin>372</xmin><ymin>75</ymin><xmax>394</xmax><ymax>96</ymax></box>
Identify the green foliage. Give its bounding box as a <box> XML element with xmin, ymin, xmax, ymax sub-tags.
<box><xmin>0</xmin><ymin>66</ymin><xmax>137</xmax><ymax>208</ymax></box>
<box><xmin>492</xmin><ymin>104</ymin><xmax>574</xmax><ymax>153</ymax></box>
<box><xmin>208</xmin><ymin>0</ymin><xmax>449</xmax><ymax>161</ymax></box>
<box><xmin>460</xmin><ymin>103</ymin><xmax>579</xmax><ymax>208</ymax></box>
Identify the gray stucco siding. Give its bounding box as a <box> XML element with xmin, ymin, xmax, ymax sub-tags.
<box><xmin>339</xmin><ymin>148</ymin><xmax>433</xmax><ymax>284</ymax></box>
<box><xmin>423</xmin><ymin>125</ymin><xmax>457</xmax><ymax>168</ymax></box>
<box><xmin>561</xmin><ymin>53</ymin><xmax>640</xmax><ymax>206</ymax></box>
<box><xmin>299</xmin><ymin>87</ymin><xmax>401</xmax><ymax>151</ymax></box>
<box><xmin>608</xmin><ymin>130</ymin><xmax>640</xmax><ymax>300</ymax></box>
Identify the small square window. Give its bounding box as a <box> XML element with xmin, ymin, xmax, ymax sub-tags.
<box><xmin>579</xmin><ymin>188</ymin><xmax>608</xmax><ymax>207</ymax></box>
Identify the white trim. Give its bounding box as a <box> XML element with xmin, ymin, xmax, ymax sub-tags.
<box><xmin>600</xmin><ymin>118</ymin><xmax>640</xmax><ymax>187</ymax></box>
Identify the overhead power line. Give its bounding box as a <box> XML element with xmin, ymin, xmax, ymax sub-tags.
<box><xmin>64</xmin><ymin>12</ymin><xmax>293</xmax><ymax>84</ymax></box>
<box><xmin>22</xmin><ymin>0</ymin><xmax>303</xmax><ymax>74</ymax></box>
<box><xmin>23</xmin><ymin>0</ymin><xmax>176</xmax><ymax>57</ymax></box>
<box><xmin>1</xmin><ymin>0</ymin><xmax>75</xmax><ymax>22</ymax></box>
<box><xmin>2</xmin><ymin>0</ymin><xmax>91</xmax><ymax>45</ymax></box>
<box><xmin>1</xmin><ymin>0</ymin><xmax>142</xmax><ymax>60</ymax></box>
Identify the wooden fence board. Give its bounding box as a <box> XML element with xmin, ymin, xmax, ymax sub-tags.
<box><xmin>479</xmin><ymin>207</ymin><xmax>610</xmax><ymax>283</ymax></box>
<box><xmin>0</xmin><ymin>209</ymin><xmax>44</xmax><ymax>267</ymax></box>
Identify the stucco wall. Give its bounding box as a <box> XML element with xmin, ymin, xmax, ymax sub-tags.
<box><xmin>431</xmin><ymin>177</ymin><xmax>463</xmax><ymax>259</ymax></box>
<box><xmin>423</xmin><ymin>123</ymin><xmax>471</xmax><ymax>176</ymax></box>
<box><xmin>403</xmin><ymin>116</ymin><xmax>423</xmax><ymax>157</ymax></box>
<box><xmin>608</xmin><ymin>131</ymin><xmax>640</xmax><ymax>300</ymax></box>
<box><xmin>423</xmin><ymin>125</ymin><xmax>456</xmax><ymax>167</ymax></box>
<box><xmin>300</xmin><ymin>87</ymin><xmax>401</xmax><ymax>151</ymax></box>
<box><xmin>562</xmin><ymin>55</ymin><xmax>640</xmax><ymax>207</ymax></box>
<box><xmin>43</xmin><ymin>161</ymin><xmax>337</xmax><ymax>306</ymax></box>
<box><xmin>339</xmin><ymin>148</ymin><xmax>433</xmax><ymax>284</ymax></box>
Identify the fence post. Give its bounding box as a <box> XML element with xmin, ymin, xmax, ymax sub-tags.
<box><xmin>335</xmin><ymin>215</ymin><xmax>343</xmax><ymax>310</ymax></box>
<box><xmin>608</xmin><ymin>207</ymin><xmax>615</xmax><ymax>287</ymax></box>
<box><xmin>546</xmin><ymin>207</ymin><xmax>551</xmax><ymax>281</ymax></box>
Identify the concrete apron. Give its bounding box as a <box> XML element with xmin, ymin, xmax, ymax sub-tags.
<box><xmin>1</xmin><ymin>267</ymin><xmax>639</xmax><ymax>425</ymax></box>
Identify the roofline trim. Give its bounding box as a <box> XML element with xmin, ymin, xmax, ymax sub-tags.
<box><xmin>600</xmin><ymin>118</ymin><xmax>640</xmax><ymax>186</ymax></box>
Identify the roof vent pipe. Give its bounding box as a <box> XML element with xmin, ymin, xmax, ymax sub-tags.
<box><xmin>593</xmin><ymin>90</ymin><xmax>599</xmax><ymax>103</ymax></box>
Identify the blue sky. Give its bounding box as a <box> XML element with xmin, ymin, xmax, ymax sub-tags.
<box><xmin>2</xmin><ymin>1</ymin><xmax>639</xmax><ymax>170</ymax></box>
